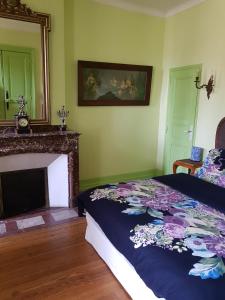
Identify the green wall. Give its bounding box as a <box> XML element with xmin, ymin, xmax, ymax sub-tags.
<box><xmin>157</xmin><ymin>0</ymin><xmax>225</xmax><ymax>168</ymax></box>
<box><xmin>7</xmin><ymin>0</ymin><xmax>225</xmax><ymax>186</ymax></box>
<box><xmin>22</xmin><ymin>0</ymin><xmax>225</xmax><ymax>184</ymax></box>
<box><xmin>65</xmin><ymin>0</ymin><xmax>165</xmax><ymax>182</ymax></box>
<box><xmin>22</xmin><ymin>0</ymin><xmax>165</xmax><ymax>184</ymax></box>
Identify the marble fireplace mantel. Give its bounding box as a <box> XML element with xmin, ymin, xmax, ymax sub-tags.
<box><xmin>0</xmin><ymin>128</ymin><xmax>80</xmax><ymax>207</ymax></box>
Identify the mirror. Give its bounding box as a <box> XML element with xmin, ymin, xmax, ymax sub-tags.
<box><xmin>0</xmin><ymin>0</ymin><xmax>51</xmax><ymax>125</ymax></box>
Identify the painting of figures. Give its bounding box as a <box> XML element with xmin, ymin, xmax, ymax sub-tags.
<box><xmin>78</xmin><ymin>61</ymin><xmax>152</xmax><ymax>106</ymax></box>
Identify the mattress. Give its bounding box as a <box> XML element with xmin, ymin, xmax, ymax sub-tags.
<box><xmin>85</xmin><ymin>212</ymin><xmax>165</xmax><ymax>300</ymax></box>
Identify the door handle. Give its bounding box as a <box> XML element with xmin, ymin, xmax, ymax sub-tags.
<box><xmin>5</xmin><ymin>91</ymin><xmax>9</xmax><ymax>110</ymax></box>
<box><xmin>184</xmin><ymin>128</ymin><xmax>193</xmax><ymax>141</ymax></box>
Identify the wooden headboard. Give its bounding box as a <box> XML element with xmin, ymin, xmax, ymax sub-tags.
<box><xmin>215</xmin><ymin>117</ymin><xmax>225</xmax><ymax>148</ymax></box>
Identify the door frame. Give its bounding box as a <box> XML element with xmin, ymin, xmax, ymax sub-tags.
<box><xmin>163</xmin><ymin>64</ymin><xmax>202</xmax><ymax>173</ymax></box>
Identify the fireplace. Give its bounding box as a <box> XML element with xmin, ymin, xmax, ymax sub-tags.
<box><xmin>0</xmin><ymin>128</ymin><xmax>80</xmax><ymax>217</ymax></box>
<box><xmin>0</xmin><ymin>168</ymin><xmax>47</xmax><ymax>218</ymax></box>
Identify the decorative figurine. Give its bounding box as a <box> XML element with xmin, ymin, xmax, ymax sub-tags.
<box><xmin>17</xmin><ymin>96</ymin><xmax>26</xmax><ymax>115</ymax></box>
<box><xmin>57</xmin><ymin>106</ymin><xmax>69</xmax><ymax>131</ymax></box>
<box><xmin>15</xmin><ymin>96</ymin><xmax>31</xmax><ymax>134</ymax></box>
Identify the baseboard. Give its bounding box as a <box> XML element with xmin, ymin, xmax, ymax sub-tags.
<box><xmin>80</xmin><ymin>169</ymin><xmax>163</xmax><ymax>191</ymax></box>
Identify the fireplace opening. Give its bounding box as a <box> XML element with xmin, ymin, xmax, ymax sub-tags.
<box><xmin>0</xmin><ymin>168</ymin><xmax>48</xmax><ymax>219</ymax></box>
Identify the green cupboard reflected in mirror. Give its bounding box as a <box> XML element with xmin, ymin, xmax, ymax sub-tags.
<box><xmin>0</xmin><ymin>0</ymin><xmax>51</xmax><ymax>125</ymax></box>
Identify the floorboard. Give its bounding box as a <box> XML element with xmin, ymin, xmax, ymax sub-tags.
<box><xmin>0</xmin><ymin>218</ymin><xmax>130</xmax><ymax>300</ymax></box>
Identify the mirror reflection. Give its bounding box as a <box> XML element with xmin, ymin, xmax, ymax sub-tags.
<box><xmin>0</xmin><ymin>17</ymin><xmax>43</xmax><ymax>121</ymax></box>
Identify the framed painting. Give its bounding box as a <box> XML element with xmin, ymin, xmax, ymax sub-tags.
<box><xmin>78</xmin><ymin>60</ymin><xmax>153</xmax><ymax>106</ymax></box>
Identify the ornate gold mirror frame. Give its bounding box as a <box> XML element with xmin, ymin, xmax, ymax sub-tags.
<box><xmin>0</xmin><ymin>0</ymin><xmax>51</xmax><ymax>125</ymax></box>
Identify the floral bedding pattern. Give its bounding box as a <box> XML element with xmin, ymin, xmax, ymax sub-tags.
<box><xmin>196</xmin><ymin>148</ymin><xmax>225</xmax><ymax>188</ymax></box>
<box><xmin>90</xmin><ymin>179</ymin><xmax>225</xmax><ymax>280</ymax></box>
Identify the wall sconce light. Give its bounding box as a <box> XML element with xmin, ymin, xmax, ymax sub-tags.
<box><xmin>194</xmin><ymin>75</ymin><xmax>214</xmax><ymax>99</ymax></box>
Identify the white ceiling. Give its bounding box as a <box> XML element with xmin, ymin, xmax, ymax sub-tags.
<box><xmin>94</xmin><ymin>0</ymin><xmax>205</xmax><ymax>17</ymax></box>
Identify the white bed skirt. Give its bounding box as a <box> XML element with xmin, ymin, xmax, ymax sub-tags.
<box><xmin>85</xmin><ymin>212</ymin><xmax>165</xmax><ymax>300</ymax></box>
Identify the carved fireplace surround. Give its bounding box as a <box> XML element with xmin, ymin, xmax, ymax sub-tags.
<box><xmin>0</xmin><ymin>126</ymin><xmax>80</xmax><ymax>208</ymax></box>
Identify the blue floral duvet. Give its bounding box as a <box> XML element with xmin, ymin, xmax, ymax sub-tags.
<box><xmin>77</xmin><ymin>173</ymin><xmax>225</xmax><ymax>300</ymax></box>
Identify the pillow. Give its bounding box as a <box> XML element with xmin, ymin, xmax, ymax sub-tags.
<box><xmin>195</xmin><ymin>148</ymin><xmax>225</xmax><ymax>188</ymax></box>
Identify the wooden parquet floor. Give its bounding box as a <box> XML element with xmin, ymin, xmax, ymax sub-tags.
<box><xmin>0</xmin><ymin>218</ymin><xmax>130</xmax><ymax>300</ymax></box>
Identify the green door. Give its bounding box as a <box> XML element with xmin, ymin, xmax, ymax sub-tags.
<box><xmin>1</xmin><ymin>50</ymin><xmax>33</xmax><ymax>119</ymax></box>
<box><xmin>164</xmin><ymin>65</ymin><xmax>201</xmax><ymax>174</ymax></box>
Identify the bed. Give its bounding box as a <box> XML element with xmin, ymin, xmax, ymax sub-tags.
<box><xmin>77</xmin><ymin>117</ymin><xmax>225</xmax><ymax>300</ymax></box>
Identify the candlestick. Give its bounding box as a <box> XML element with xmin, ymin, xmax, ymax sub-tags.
<box><xmin>57</xmin><ymin>106</ymin><xmax>69</xmax><ymax>131</ymax></box>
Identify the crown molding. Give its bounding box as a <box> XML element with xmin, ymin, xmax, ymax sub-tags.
<box><xmin>93</xmin><ymin>0</ymin><xmax>205</xmax><ymax>18</ymax></box>
<box><xmin>166</xmin><ymin>0</ymin><xmax>205</xmax><ymax>17</ymax></box>
<box><xmin>93</xmin><ymin>0</ymin><xmax>164</xmax><ymax>17</ymax></box>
